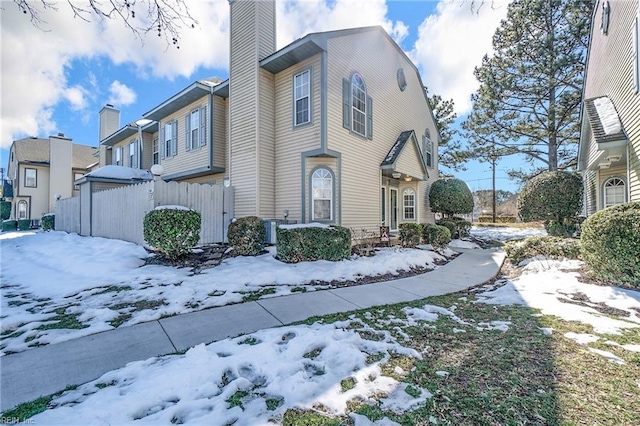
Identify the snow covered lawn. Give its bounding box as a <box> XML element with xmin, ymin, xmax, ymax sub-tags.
<box><xmin>1</xmin><ymin>230</ymin><xmax>449</xmax><ymax>355</ymax></box>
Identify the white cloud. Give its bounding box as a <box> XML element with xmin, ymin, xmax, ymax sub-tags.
<box><xmin>411</xmin><ymin>0</ymin><xmax>511</xmax><ymax>114</ymax></box>
<box><xmin>107</xmin><ymin>81</ymin><xmax>137</xmax><ymax>107</ymax></box>
<box><xmin>64</xmin><ymin>86</ymin><xmax>89</xmax><ymax>111</ymax></box>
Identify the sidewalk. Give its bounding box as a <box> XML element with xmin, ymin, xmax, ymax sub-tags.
<box><xmin>0</xmin><ymin>248</ymin><xmax>505</xmax><ymax>412</ymax></box>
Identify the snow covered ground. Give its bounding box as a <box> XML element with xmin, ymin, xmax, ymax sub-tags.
<box><xmin>3</xmin><ymin>226</ymin><xmax>639</xmax><ymax>424</ymax></box>
<box><xmin>470</xmin><ymin>225</ymin><xmax>546</xmax><ymax>241</ymax></box>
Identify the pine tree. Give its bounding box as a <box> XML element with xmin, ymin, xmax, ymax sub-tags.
<box><xmin>464</xmin><ymin>0</ymin><xmax>594</xmax><ymax>181</ymax></box>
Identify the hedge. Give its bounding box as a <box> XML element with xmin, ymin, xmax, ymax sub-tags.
<box><xmin>276</xmin><ymin>225</ymin><xmax>351</xmax><ymax>263</ymax></box>
<box><xmin>17</xmin><ymin>219</ymin><xmax>31</xmax><ymax>231</ymax></box>
<box><xmin>399</xmin><ymin>223</ymin><xmax>422</xmax><ymax>247</ymax></box>
<box><xmin>477</xmin><ymin>216</ymin><xmax>517</xmax><ymax>223</ymax></box>
<box><xmin>421</xmin><ymin>223</ymin><xmax>451</xmax><ymax>249</ymax></box>
<box><xmin>0</xmin><ymin>201</ymin><xmax>10</xmax><ymax>220</ymax></box>
<box><xmin>143</xmin><ymin>207</ymin><xmax>201</xmax><ymax>259</ymax></box>
<box><xmin>42</xmin><ymin>214</ymin><xmax>55</xmax><ymax>231</ymax></box>
<box><xmin>581</xmin><ymin>202</ymin><xmax>640</xmax><ymax>287</ymax></box>
<box><xmin>227</xmin><ymin>216</ymin><xmax>266</xmax><ymax>256</ymax></box>
<box><xmin>2</xmin><ymin>220</ymin><xmax>17</xmax><ymax>232</ymax></box>
<box><xmin>504</xmin><ymin>236</ymin><xmax>581</xmax><ymax>265</ymax></box>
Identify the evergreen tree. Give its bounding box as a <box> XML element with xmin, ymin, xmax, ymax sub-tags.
<box><xmin>464</xmin><ymin>0</ymin><xmax>594</xmax><ymax>181</ymax></box>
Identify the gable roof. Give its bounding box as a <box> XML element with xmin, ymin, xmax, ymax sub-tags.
<box><xmin>583</xmin><ymin>96</ymin><xmax>628</xmax><ymax>144</ymax></box>
<box><xmin>380</xmin><ymin>130</ymin><xmax>428</xmax><ymax>179</ymax></box>
<box><xmin>143</xmin><ymin>77</ymin><xmax>224</xmax><ymax>120</ymax></box>
<box><xmin>12</xmin><ymin>138</ymin><xmax>98</xmax><ymax>169</ymax></box>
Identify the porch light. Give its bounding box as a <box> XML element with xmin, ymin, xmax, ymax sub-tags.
<box><xmin>598</xmin><ymin>162</ymin><xmax>611</xmax><ymax>169</ymax></box>
<box><xmin>392</xmin><ymin>172</ymin><xmax>401</xmax><ymax>179</ymax></box>
<box><xmin>606</xmin><ymin>155</ymin><xmax>621</xmax><ymax>163</ymax></box>
<box><xmin>404</xmin><ymin>176</ymin><xmax>412</xmax><ymax>182</ymax></box>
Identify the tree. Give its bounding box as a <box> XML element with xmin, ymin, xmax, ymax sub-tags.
<box><xmin>424</xmin><ymin>87</ymin><xmax>470</xmax><ymax>176</ymax></box>
<box><xmin>517</xmin><ymin>171</ymin><xmax>583</xmax><ymax>236</ymax></box>
<box><xmin>429</xmin><ymin>178</ymin><xmax>474</xmax><ymax>218</ymax></box>
<box><xmin>464</xmin><ymin>0</ymin><xmax>594</xmax><ymax>182</ymax></box>
<box><xmin>12</xmin><ymin>0</ymin><xmax>197</xmax><ymax>47</ymax></box>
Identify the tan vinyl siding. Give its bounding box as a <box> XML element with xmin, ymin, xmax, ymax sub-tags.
<box><xmin>395</xmin><ymin>140</ymin><xmax>424</xmax><ymax>180</ymax></box>
<box><xmin>584</xmin><ymin>0</ymin><xmax>640</xmax><ymax>204</ymax></box>
<box><xmin>584</xmin><ymin>169</ymin><xmax>598</xmax><ymax>215</ymax></box>
<box><xmin>183</xmin><ymin>173</ymin><xmax>225</xmax><ymax>184</ymax></box>
<box><xmin>274</xmin><ymin>54</ymin><xmax>322</xmax><ymax>224</ymax></box>
<box><xmin>258</xmin><ymin>68</ymin><xmax>276</xmax><ymax>218</ymax></box>
<box><xmin>213</xmin><ymin>96</ymin><xmax>227</xmax><ymax>170</ymax></box>
<box><xmin>158</xmin><ymin>98</ymin><xmax>209</xmax><ymax>177</ymax></box>
<box><xmin>326</xmin><ymin>30</ymin><xmax>438</xmax><ymax>229</ymax></box>
<box><xmin>18</xmin><ymin>164</ymin><xmax>50</xmax><ymax>219</ymax></box>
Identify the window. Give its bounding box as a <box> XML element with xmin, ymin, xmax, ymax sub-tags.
<box><xmin>163</xmin><ymin>121</ymin><xmax>177</xmax><ymax>158</ymax></box>
<box><xmin>381</xmin><ymin>187</ymin><xmax>386</xmax><ymax>225</ymax></box>
<box><xmin>601</xmin><ymin>0</ymin><xmax>610</xmax><ymax>35</ymax></box>
<box><xmin>152</xmin><ymin>138</ymin><xmax>159</xmax><ymax>165</ymax></box>
<box><xmin>311</xmin><ymin>168</ymin><xmax>333</xmax><ymax>221</ymax></box>
<box><xmin>403</xmin><ymin>188</ymin><xmax>416</xmax><ymax>220</ymax></box>
<box><xmin>24</xmin><ymin>168</ymin><xmax>37</xmax><ymax>187</ymax></box>
<box><xmin>294</xmin><ymin>70</ymin><xmax>310</xmax><ymax>126</ymax></box>
<box><xmin>18</xmin><ymin>200</ymin><xmax>27</xmax><ymax>219</ymax></box>
<box><xmin>74</xmin><ymin>173</ymin><xmax>84</xmax><ymax>190</ymax></box>
<box><xmin>114</xmin><ymin>146</ymin><xmax>123</xmax><ymax>166</ymax></box>
<box><xmin>603</xmin><ymin>177</ymin><xmax>626</xmax><ymax>208</ymax></box>
<box><xmin>185</xmin><ymin>107</ymin><xmax>206</xmax><ymax>151</ymax></box>
<box><xmin>423</xmin><ymin>129</ymin><xmax>433</xmax><ymax>168</ymax></box>
<box><xmin>352</xmin><ymin>73</ymin><xmax>366</xmax><ymax>136</ymax></box>
<box><xmin>129</xmin><ymin>141</ymin><xmax>137</xmax><ymax>168</ymax></box>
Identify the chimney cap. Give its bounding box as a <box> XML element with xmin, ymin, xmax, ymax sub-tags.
<box><xmin>106</xmin><ymin>103</ymin><xmax>114</xmax><ymax>108</ymax></box>
<box><xmin>57</xmin><ymin>132</ymin><xmax>64</xmax><ymax>137</ymax></box>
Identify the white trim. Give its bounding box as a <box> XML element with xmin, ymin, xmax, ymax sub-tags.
<box><xmin>390</xmin><ymin>187</ymin><xmax>398</xmax><ymax>231</ymax></box>
<box><xmin>351</xmin><ymin>73</ymin><xmax>366</xmax><ymax>137</ymax></box>
<box><xmin>311</xmin><ymin>167</ymin><xmax>333</xmax><ymax>221</ymax></box>
<box><xmin>294</xmin><ymin>69</ymin><xmax>311</xmax><ymax>126</ymax></box>
<box><xmin>402</xmin><ymin>187</ymin><xmax>416</xmax><ymax>220</ymax></box>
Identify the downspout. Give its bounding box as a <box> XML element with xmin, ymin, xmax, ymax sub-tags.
<box><xmin>208</xmin><ymin>86</ymin><xmax>214</xmax><ymax>171</ymax></box>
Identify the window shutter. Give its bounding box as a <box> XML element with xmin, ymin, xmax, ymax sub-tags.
<box><xmin>366</xmin><ymin>96</ymin><xmax>373</xmax><ymax>140</ymax></box>
<box><xmin>200</xmin><ymin>106</ymin><xmax>207</xmax><ymax>146</ymax></box>
<box><xmin>342</xmin><ymin>78</ymin><xmax>350</xmax><ymax>129</ymax></box>
<box><xmin>160</xmin><ymin>122</ymin><xmax>165</xmax><ymax>160</ymax></box>
<box><xmin>112</xmin><ymin>148</ymin><xmax>116</xmax><ymax>164</ymax></box>
<box><xmin>172</xmin><ymin>121</ymin><xmax>178</xmax><ymax>156</ymax></box>
<box><xmin>134</xmin><ymin>141</ymin><xmax>139</xmax><ymax>169</ymax></box>
<box><xmin>185</xmin><ymin>114</ymin><xmax>191</xmax><ymax>151</ymax></box>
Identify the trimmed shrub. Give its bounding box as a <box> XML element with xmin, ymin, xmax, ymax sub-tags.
<box><xmin>429</xmin><ymin>178</ymin><xmax>474</xmax><ymax>218</ymax></box>
<box><xmin>227</xmin><ymin>216</ymin><xmax>266</xmax><ymax>256</ymax></box>
<box><xmin>436</xmin><ymin>220</ymin><xmax>457</xmax><ymax>238</ymax></box>
<box><xmin>17</xmin><ymin>219</ymin><xmax>31</xmax><ymax>231</ymax></box>
<box><xmin>276</xmin><ymin>225</ymin><xmax>351</xmax><ymax>263</ymax></box>
<box><xmin>2</xmin><ymin>220</ymin><xmax>17</xmax><ymax>232</ymax></box>
<box><xmin>456</xmin><ymin>220</ymin><xmax>472</xmax><ymax>238</ymax></box>
<box><xmin>42</xmin><ymin>214</ymin><xmax>55</xmax><ymax>231</ymax></box>
<box><xmin>143</xmin><ymin>207</ymin><xmax>201</xmax><ymax>259</ymax></box>
<box><xmin>421</xmin><ymin>223</ymin><xmax>451</xmax><ymax>249</ymax></box>
<box><xmin>581</xmin><ymin>202</ymin><xmax>640</xmax><ymax>287</ymax></box>
<box><xmin>504</xmin><ymin>236</ymin><xmax>581</xmax><ymax>265</ymax></box>
<box><xmin>399</xmin><ymin>223</ymin><xmax>422</xmax><ymax>247</ymax></box>
<box><xmin>517</xmin><ymin>171</ymin><xmax>583</xmax><ymax>236</ymax></box>
<box><xmin>0</xmin><ymin>201</ymin><xmax>10</xmax><ymax>220</ymax></box>
<box><xmin>477</xmin><ymin>216</ymin><xmax>517</xmax><ymax>224</ymax></box>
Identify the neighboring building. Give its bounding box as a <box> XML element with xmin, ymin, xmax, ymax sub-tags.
<box><xmin>98</xmin><ymin>0</ymin><xmax>440</xmax><ymax>232</ymax></box>
<box><xmin>6</xmin><ymin>135</ymin><xmax>98</xmax><ymax>220</ymax></box>
<box><xmin>578</xmin><ymin>0</ymin><xmax>640</xmax><ymax>214</ymax></box>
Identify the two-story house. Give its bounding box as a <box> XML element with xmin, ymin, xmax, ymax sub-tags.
<box><xmin>578</xmin><ymin>0</ymin><xmax>640</xmax><ymax>214</ymax></box>
<box><xmin>7</xmin><ymin>135</ymin><xmax>98</xmax><ymax>220</ymax></box>
<box><xmin>98</xmin><ymin>0</ymin><xmax>440</xmax><ymax>232</ymax></box>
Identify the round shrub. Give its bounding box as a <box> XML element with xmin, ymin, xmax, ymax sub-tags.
<box><xmin>436</xmin><ymin>220</ymin><xmax>457</xmax><ymax>238</ymax></box>
<box><xmin>505</xmin><ymin>236</ymin><xmax>581</xmax><ymax>265</ymax></box>
<box><xmin>399</xmin><ymin>223</ymin><xmax>422</xmax><ymax>247</ymax></box>
<box><xmin>17</xmin><ymin>219</ymin><xmax>31</xmax><ymax>231</ymax></box>
<box><xmin>517</xmin><ymin>171</ymin><xmax>583</xmax><ymax>236</ymax></box>
<box><xmin>0</xmin><ymin>201</ymin><xmax>10</xmax><ymax>220</ymax></box>
<box><xmin>421</xmin><ymin>223</ymin><xmax>451</xmax><ymax>249</ymax></box>
<box><xmin>581</xmin><ymin>202</ymin><xmax>640</xmax><ymax>287</ymax></box>
<box><xmin>42</xmin><ymin>214</ymin><xmax>55</xmax><ymax>231</ymax></box>
<box><xmin>143</xmin><ymin>207</ymin><xmax>201</xmax><ymax>259</ymax></box>
<box><xmin>429</xmin><ymin>178</ymin><xmax>474</xmax><ymax>218</ymax></box>
<box><xmin>2</xmin><ymin>219</ymin><xmax>17</xmax><ymax>232</ymax></box>
<box><xmin>227</xmin><ymin>216</ymin><xmax>266</xmax><ymax>256</ymax></box>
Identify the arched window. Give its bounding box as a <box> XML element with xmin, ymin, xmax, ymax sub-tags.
<box><xmin>351</xmin><ymin>73</ymin><xmax>367</xmax><ymax>137</ymax></box>
<box><xmin>603</xmin><ymin>177</ymin><xmax>626</xmax><ymax>208</ymax></box>
<box><xmin>403</xmin><ymin>188</ymin><xmax>416</xmax><ymax>220</ymax></box>
<box><xmin>312</xmin><ymin>168</ymin><xmax>333</xmax><ymax>221</ymax></box>
<box><xmin>18</xmin><ymin>200</ymin><xmax>27</xmax><ymax>219</ymax></box>
<box><xmin>422</xmin><ymin>129</ymin><xmax>433</xmax><ymax>168</ymax></box>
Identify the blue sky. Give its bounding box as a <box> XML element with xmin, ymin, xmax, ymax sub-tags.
<box><xmin>0</xmin><ymin>0</ymin><xmax>518</xmax><ymax>192</ymax></box>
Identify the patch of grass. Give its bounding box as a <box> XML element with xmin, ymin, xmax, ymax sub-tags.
<box><xmin>0</xmin><ymin>385</ymin><xmax>77</xmax><ymax>422</ymax></box>
<box><xmin>303</xmin><ymin>347</ymin><xmax>323</xmax><ymax>359</ymax></box>
<box><xmin>238</xmin><ymin>337</ymin><xmax>259</xmax><ymax>346</ymax></box>
<box><xmin>282</xmin><ymin>409</ymin><xmax>344</xmax><ymax>426</ymax></box>
<box><xmin>226</xmin><ymin>390</ymin><xmax>249</xmax><ymax>409</ymax></box>
<box><xmin>110</xmin><ymin>299</ymin><xmax>166</xmax><ymax>311</ymax></box>
<box><xmin>404</xmin><ymin>384</ymin><xmax>421</xmax><ymax>398</ymax></box>
<box><xmin>95</xmin><ymin>380</ymin><xmax>116</xmax><ymax>389</ymax></box>
<box><xmin>93</xmin><ymin>285</ymin><xmax>132</xmax><ymax>295</ymax></box>
<box><xmin>36</xmin><ymin>307</ymin><xmax>87</xmax><ymax>331</ymax></box>
<box><xmin>340</xmin><ymin>377</ymin><xmax>356</xmax><ymax>392</ymax></box>
<box><xmin>265</xmin><ymin>397</ymin><xmax>283</xmax><ymax>411</ymax></box>
<box><xmin>7</xmin><ymin>300</ymin><xmax>30</xmax><ymax>307</ymax></box>
<box><xmin>239</xmin><ymin>288</ymin><xmax>276</xmax><ymax>302</ymax></box>
<box><xmin>291</xmin><ymin>286</ymin><xmax>307</xmax><ymax>293</ymax></box>
<box><xmin>0</xmin><ymin>329</ymin><xmax>26</xmax><ymax>339</ymax></box>
<box><xmin>208</xmin><ymin>290</ymin><xmax>225</xmax><ymax>297</ymax></box>
<box><xmin>365</xmin><ymin>352</ymin><xmax>386</xmax><ymax>365</ymax></box>
<box><xmin>109</xmin><ymin>313</ymin><xmax>132</xmax><ymax>328</ymax></box>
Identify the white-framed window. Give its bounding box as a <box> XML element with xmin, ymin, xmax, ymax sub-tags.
<box><xmin>603</xmin><ymin>177</ymin><xmax>626</xmax><ymax>208</ymax></box>
<box><xmin>163</xmin><ymin>121</ymin><xmax>177</xmax><ymax>158</ymax></box>
<box><xmin>114</xmin><ymin>146</ymin><xmax>123</xmax><ymax>166</ymax></box>
<box><xmin>423</xmin><ymin>129</ymin><xmax>433</xmax><ymax>168</ymax></box>
<box><xmin>129</xmin><ymin>141</ymin><xmax>136</xmax><ymax>168</ymax></box>
<box><xmin>18</xmin><ymin>200</ymin><xmax>27</xmax><ymax>219</ymax></box>
<box><xmin>24</xmin><ymin>168</ymin><xmax>37</xmax><ymax>187</ymax></box>
<box><xmin>152</xmin><ymin>138</ymin><xmax>159</xmax><ymax>165</ymax></box>
<box><xmin>294</xmin><ymin>69</ymin><xmax>310</xmax><ymax>126</ymax></box>
<box><xmin>185</xmin><ymin>107</ymin><xmax>206</xmax><ymax>151</ymax></box>
<box><xmin>74</xmin><ymin>173</ymin><xmax>84</xmax><ymax>190</ymax></box>
<box><xmin>403</xmin><ymin>188</ymin><xmax>416</xmax><ymax>220</ymax></box>
<box><xmin>311</xmin><ymin>168</ymin><xmax>333</xmax><ymax>221</ymax></box>
<box><xmin>352</xmin><ymin>73</ymin><xmax>366</xmax><ymax>137</ymax></box>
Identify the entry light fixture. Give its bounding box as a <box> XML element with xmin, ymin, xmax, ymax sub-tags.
<box><xmin>392</xmin><ymin>172</ymin><xmax>401</xmax><ymax>179</ymax></box>
<box><xmin>606</xmin><ymin>155</ymin><xmax>621</xmax><ymax>163</ymax></box>
<box><xmin>404</xmin><ymin>176</ymin><xmax>412</xmax><ymax>182</ymax></box>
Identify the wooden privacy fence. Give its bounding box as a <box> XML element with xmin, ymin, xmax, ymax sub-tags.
<box><xmin>55</xmin><ymin>196</ymin><xmax>80</xmax><ymax>234</ymax></box>
<box><xmin>56</xmin><ymin>179</ymin><xmax>234</xmax><ymax>246</ymax></box>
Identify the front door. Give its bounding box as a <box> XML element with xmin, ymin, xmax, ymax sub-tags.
<box><xmin>390</xmin><ymin>188</ymin><xmax>398</xmax><ymax>231</ymax></box>
<box><xmin>381</xmin><ymin>187</ymin><xmax>386</xmax><ymax>226</ymax></box>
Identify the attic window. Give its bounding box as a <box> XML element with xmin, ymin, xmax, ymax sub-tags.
<box><xmin>601</xmin><ymin>0</ymin><xmax>610</xmax><ymax>35</ymax></box>
<box><xmin>397</xmin><ymin>68</ymin><xmax>407</xmax><ymax>91</ymax></box>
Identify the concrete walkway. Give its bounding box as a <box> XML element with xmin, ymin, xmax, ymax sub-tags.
<box><xmin>1</xmin><ymin>248</ymin><xmax>505</xmax><ymax>412</ymax></box>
